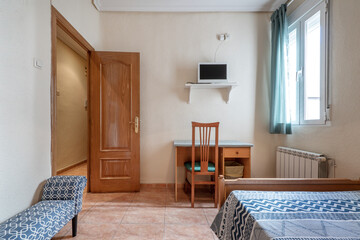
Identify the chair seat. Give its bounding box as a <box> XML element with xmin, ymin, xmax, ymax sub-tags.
<box><xmin>184</xmin><ymin>161</ymin><xmax>215</xmax><ymax>172</ymax></box>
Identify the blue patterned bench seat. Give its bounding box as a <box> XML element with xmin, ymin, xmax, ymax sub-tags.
<box><xmin>0</xmin><ymin>176</ymin><xmax>87</xmax><ymax>240</ymax></box>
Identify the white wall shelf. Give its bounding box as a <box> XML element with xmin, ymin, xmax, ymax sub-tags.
<box><xmin>185</xmin><ymin>82</ymin><xmax>239</xmax><ymax>104</ymax></box>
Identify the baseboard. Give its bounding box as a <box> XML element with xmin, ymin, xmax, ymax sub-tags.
<box><xmin>56</xmin><ymin>159</ymin><xmax>87</xmax><ymax>174</ymax></box>
<box><xmin>140</xmin><ymin>183</ymin><xmax>177</xmax><ymax>190</ymax></box>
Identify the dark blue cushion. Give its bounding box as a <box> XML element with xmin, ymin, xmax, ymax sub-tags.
<box><xmin>184</xmin><ymin>161</ymin><xmax>215</xmax><ymax>172</ymax></box>
<box><xmin>0</xmin><ymin>200</ymin><xmax>75</xmax><ymax>240</ymax></box>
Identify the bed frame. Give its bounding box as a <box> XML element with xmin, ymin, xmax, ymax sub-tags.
<box><xmin>218</xmin><ymin>175</ymin><xmax>360</xmax><ymax>208</ymax></box>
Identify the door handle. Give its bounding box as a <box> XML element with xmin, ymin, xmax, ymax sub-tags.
<box><xmin>296</xmin><ymin>68</ymin><xmax>303</xmax><ymax>82</ymax></box>
<box><xmin>134</xmin><ymin>116</ymin><xmax>139</xmax><ymax>134</ymax></box>
<box><xmin>130</xmin><ymin>117</ymin><xmax>139</xmax><ymax>134</ymax></box>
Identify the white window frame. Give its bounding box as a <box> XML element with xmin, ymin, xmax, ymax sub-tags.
<box><xmin>288</xmin><ymin>0</ymin><xmax>329</xmax><ymax>125</ymax></box>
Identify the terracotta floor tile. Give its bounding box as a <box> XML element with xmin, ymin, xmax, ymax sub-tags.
<box><xmin>165</xmin><ymin>208</ymin><xmax>208</xmax><ymax>225</ymax></box>
<box><xmin>123</xmin><ymin>206</ymin><xmax>165</xmax><ymax>224</ymax></box>
<box><xmin>165</xmin><ymin>207</ymin><xmax>204</xmax><ymax>216</ymax></box>
<box><xmin>165</xmin><ymin>214</ymin><xmax>208</xmax><ymax>225</ymax></box>
<box><xmin>113</xmin><ymin>224</ymin><xmax>164</xmax><ymax>240</ymax></box>
<box><xmin>122</xmin><ymin>213</ymin><xmax>164</xmax><ymax>224</ymax></box>
<box><xmin>82</xmin><ymin>206</ymin><xmax>127</xmax><ymax>224</ymax></box>
<box><xmin>81</xmin><ymin>201</ymin><xmax>97</xmax><ymax>211</ymax></box>
<box><xmin>76</xmin><ymin>223</ymin><xmax>118</xmax><ymax>239</ymax></box>
<box><xmin>131</xmin><ymin>197</ymin><xmax>166</xmax><ymax>207</ymax></box>
<box><xmin>109</xmin><ymin>193</ymin><xmax>136</xmax><ymax>203</ymax></box>
<box><xmin>127</xmin><ymin>206</ymin><xmax>166</xmax><ymax>215</ymax></box>
<box><xmin>134</xmin><ymin>192</ymin><xmax>168</xmax><ymax>201</ymax></box>
<box><xmin>55</xmin><ymin>166</ymin><xmax>219</xmax><ymax>239</ymax></box>
<box><xmin>164</xmin><ymin>224</ymin><xmax>214</xmax><ymax>240</ymax></box>
<box><xmin>204</xmin><ymin>208</ymin><xmax>219</xmax><ymax>226</ymax></box>
<box><xmin>54</xmin><ymin>223</ymin><xmax>118</xmax><ymax>240</ymax></box>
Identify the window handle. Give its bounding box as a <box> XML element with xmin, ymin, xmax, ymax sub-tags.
<box><xmin>296</xmin><ymin>68</ymin><xmax>303</xmax><ymax>82</ymax></box>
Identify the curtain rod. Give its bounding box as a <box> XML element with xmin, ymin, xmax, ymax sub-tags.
<box><xmin>286</xmin><ymin>0</ymin><xmax>295</xmax><ymax>6</ymax></box>
<box><xmin>271</xmin><ymin>0</ymin><xmax>293</xmax><ymax>20</ymax></box>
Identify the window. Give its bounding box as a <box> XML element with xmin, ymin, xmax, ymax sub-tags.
<box><xmin>287</xmin><ymin>0</ymin><xmax>329</xmax><ymax>125</ymax></box>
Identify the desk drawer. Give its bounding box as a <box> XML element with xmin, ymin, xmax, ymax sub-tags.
<box><xmin>223</xmin><ymin>147</ymin><xmax>250</xmax><ymax>158</ymax></box>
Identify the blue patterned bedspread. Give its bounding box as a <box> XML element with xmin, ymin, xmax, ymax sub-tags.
<box><xmin>211</xmin><ymin>191</ymin><xmax>360</xmax><ymax>240</ymax></box>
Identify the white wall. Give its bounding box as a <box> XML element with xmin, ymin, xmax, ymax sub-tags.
<box><xmin>52</xmin><ymin>0</ymin><xmax>102</xmax><ymax>49</ymax></box>
<box><xmin>0</xmin><ymin>0</ymin><xmax>51</xmax><ymax>222</ymax></box>
<box><xmin>0</xmin><ymin>0</ymin><xmax>100</xmax><ymax>222</ymax></box>
<box><xmin>100</xmin><ymin>12</ymin><xmax>283</xmax><ymax>183</ymax></box>
<box><xmin>285</xmin><ymin>0</ymin><xmax>360</xmax><ymax>179</ymax></box>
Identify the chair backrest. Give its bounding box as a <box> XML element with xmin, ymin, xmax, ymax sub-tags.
<box><xmin>192</xmin><ymin>122</ymin><xmax>219</xmax><ymax>173</ymax></box>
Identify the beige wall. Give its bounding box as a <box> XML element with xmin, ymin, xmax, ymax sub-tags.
<box><xmin>0</xmin><ymin>0</ymin><xmax>51</xmax><ymax>222</ymax></box>
<box><xmin>285</xmin><ymin>0</ymin><xmax>360</xmax><ymax>179</ymax></box>
<box><xmin>56</xmin><ymin>39</ymin><xmax>88</xmax><ymax>172</ymax></box>
<box><xmin>100</xmin><ymin>12</ymin><xmax>284</xmax><ymax>183</ymax></box>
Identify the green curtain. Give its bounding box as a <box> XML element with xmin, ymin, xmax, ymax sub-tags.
<box><xmin>270</xmin><ymin>4</ymin><xmax>292</xmax><ymax>134</ymax></box>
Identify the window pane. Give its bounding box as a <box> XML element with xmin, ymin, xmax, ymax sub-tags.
<box><xmin>304</xmin><ymin>11</ymin><xmax>321</xmax><ymax>120</ymax></box>
<box><xmin>288</xmin><ymin>28</ymin><xmax>298</xmax><ymax>123</ymax></box>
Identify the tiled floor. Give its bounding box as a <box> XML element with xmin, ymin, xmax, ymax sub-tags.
<box><xmin>53</xmin><ymin>163</ymin><xmax>219</xmax><ymax>240</ymax></box>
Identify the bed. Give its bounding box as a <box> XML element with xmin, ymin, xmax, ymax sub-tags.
<box><xmin>211</xmin><ymin>176</ymin><xmax>360</xmax><ymax>240</ymax></box>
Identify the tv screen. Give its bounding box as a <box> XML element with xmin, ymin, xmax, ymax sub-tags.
<box><xmin>198</xmin><ymin>63</ymin><xmax>227</xmax><ymax>83</ymax></box>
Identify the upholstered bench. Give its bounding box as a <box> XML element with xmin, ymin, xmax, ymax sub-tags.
<box><xmin>0</xmin><ymin>175</ymin><xmax>87</xmax><ymax>240</ymax></box>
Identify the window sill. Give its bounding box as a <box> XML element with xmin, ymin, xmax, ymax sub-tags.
<box><xmin>291</xmin><ymin>121</ymin><xmax>332</xmax><ymax>127</ymax></box>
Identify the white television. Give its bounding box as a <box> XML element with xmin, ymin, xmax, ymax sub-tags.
<box><xmin>198</xmin><ymin>63</ymin><xmax>227</xmax><ymax>83</ymax></box>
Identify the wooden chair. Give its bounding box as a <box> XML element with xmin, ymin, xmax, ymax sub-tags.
<box><xmin>184</xmin><ymin>122</ymin><xmax>219</xmax><ymax>208</ymax></box>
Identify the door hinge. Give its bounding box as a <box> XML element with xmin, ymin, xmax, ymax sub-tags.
<box><xmin>325</xmin><ymin>0</ymin><xmax>329</xmax><ymax>14</ymax></box>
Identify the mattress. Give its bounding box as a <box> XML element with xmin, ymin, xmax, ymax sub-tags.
<box><xmin>211</xmin><ymin>190</ymin><xmax>360</xmax><ymax>240</ymax></box>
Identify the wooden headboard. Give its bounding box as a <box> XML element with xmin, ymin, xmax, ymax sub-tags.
<box><xmin>218</xmin><ymin>175</ymin><xmax>360</xmax><ymax>209</ymax></box>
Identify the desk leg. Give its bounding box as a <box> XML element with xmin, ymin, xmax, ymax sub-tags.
<box><xmin>175</xmin><ymin>147</ymin><xmax>178</xmax><ymax>202</ymax></box>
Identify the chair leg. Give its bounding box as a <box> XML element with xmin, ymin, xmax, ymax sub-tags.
<box><xmin>184</xmin><ymin>179</ymin><xmax>190</xmax><ymax>193</ymax></box>
<box><xmin>214</xmin><ymin>182</ymin><xmax>218</xmax><ymax>208</ymax></box>
<box><xmin>191</xmin><ymin>183</ymin><xmax>195</xmax><ymax>208</ymax></box>
<box><xmin>72</xmin><ymin>215</ymin><xmax>78</xmax><ymax>237</ymax></box>
<box><xmin>214</xmin><ymin>174</ymin><xmax>218</xmax><ymax>208</ymax></box>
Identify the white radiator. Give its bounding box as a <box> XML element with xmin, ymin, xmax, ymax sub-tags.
<box><xmin>276</xmin><ymin>146</ymin><xmax>329</xmax><ymax>178</ymax></box>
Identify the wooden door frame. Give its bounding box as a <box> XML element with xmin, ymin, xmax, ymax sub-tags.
<box><xmin>51</xmin><ymin>6</ymin><xmax>94</xmax><ymax>188</ymax></box>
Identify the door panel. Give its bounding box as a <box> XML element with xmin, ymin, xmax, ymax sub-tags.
<box><xmin>90</xmin><ymin>51</ymin><xmax>140</xmax><ymax>192</ymax></box>
<box><xmin>100</xmin><ymin>158</ymin><xmax>131</xmax><ymax>179</ymax></box>
<box><xmin>101</xmin><ymin>61</ymin><xmax>131</xmax><ymax>151</ymax></box>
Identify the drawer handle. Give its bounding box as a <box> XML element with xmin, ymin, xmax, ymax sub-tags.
<box><xmin>236</xmin><ymin>151</ymin><xmax>239</xmax><ymax>154</ymax></box>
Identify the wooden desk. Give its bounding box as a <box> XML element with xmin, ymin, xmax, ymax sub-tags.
<box><xmin>174</xmin><ymin>140</ymin><xmax>253</xmax><ymax>201</ymax></box>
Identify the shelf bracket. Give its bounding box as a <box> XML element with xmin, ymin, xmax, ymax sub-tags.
<box><xmin>226</xmin><ymin>86</ymin><xmax>233</xmax><ymax>104</ymax></box>
<box><xmin>188</xmin><ymin>87</ymin><xmax>192</xmax><ymax>104</ymax></box>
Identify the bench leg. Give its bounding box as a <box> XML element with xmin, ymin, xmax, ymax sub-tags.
<box><xmin>72</xmin><ymin>215</ymin><xmax>78</xmax><ymax>237</ymax></box>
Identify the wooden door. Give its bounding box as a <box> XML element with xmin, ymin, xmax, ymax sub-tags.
<box><xmin>90</xmin><ymin>51</ymin><xmax>140</xmax><ymax>192</ymax></box>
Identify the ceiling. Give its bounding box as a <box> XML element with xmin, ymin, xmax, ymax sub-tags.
<box><xmin>93</xmin><ymin>0</ymin><xmax>288</xmax><ymax>12</ymax></box>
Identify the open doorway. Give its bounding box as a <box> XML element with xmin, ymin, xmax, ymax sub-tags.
<box><xmin>51</xmin><ymin>7</ymin><xmax>94</xmax><ymax>191</ymax></box>
<box><xmin>55</xmin><ymin>31</ymin><xmax>88</xmax><ymax>179</ymax></box>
